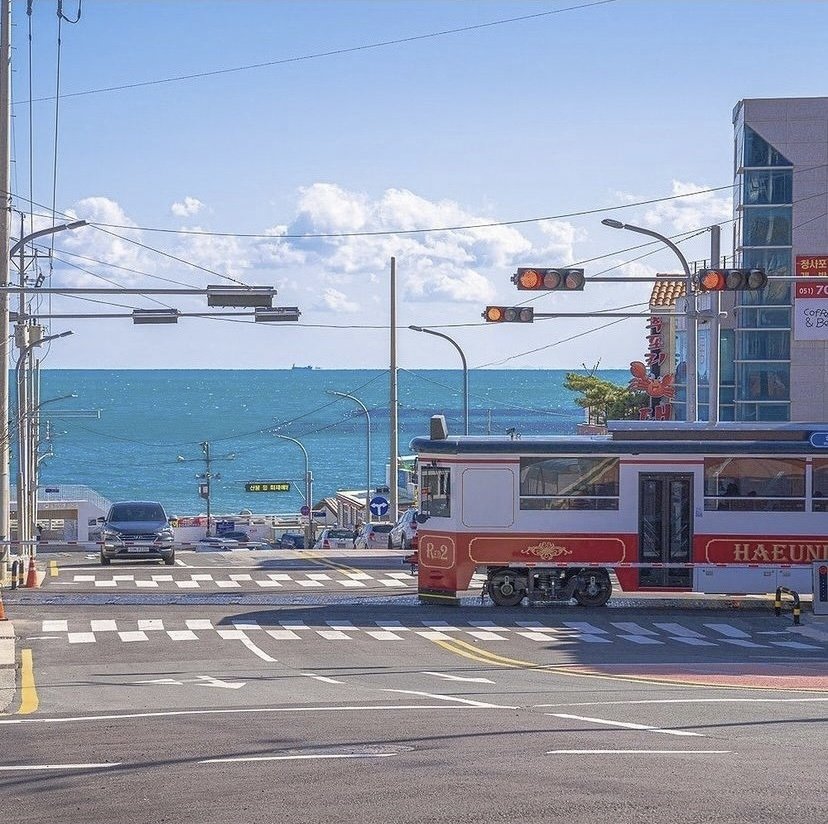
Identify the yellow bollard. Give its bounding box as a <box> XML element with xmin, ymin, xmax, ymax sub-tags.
<box><xmin>49</xmin><ymin>560</ymin><xmax>58</xmax><ymax>577</ymax></box>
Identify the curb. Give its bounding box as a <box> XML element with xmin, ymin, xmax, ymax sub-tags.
<box><xmin>0</xmin><ymin>621</ymin><xmax>14</xmax><ymax>670</ymax></box>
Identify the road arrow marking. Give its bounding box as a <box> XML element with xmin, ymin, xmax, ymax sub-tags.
<box><xmin>421</xmin><ymin>671</ymin><xmax>495</xmax><ymax>684</ymax></box>
<box><xmin>133</xmin><ymin>675</ymin><xmax>246</xmax><ymax>689</ymax></box>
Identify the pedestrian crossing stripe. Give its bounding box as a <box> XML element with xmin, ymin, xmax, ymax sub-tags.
<box><xmin>68</xmin><ymin>571</ymin><xmax>416</xmax><ymax>588</ymax></box>
<box><xmin>36</xmin><ymin>618</ymin><xmax>824</xmax><ymax>650</ymax></box>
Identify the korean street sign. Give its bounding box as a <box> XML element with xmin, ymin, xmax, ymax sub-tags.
<box><xmin>245</xmin><ymin>482</ymin><xmax>291</xmax><ymax>493</ymax></box>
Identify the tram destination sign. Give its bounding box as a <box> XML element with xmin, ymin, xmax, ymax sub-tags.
<box><xmin>245</xmin><ymin>481</ymin><xmax>291</xmax><ymax>493</ymax></box>
<box><xmin>810</xmin><ymin>433</ymin><xmax>828</xmax><ymax>448</ymax></box>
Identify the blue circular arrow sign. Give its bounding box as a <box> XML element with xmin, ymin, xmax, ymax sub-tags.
<box><xmin>369</xmin><ymin>495</ymin><xmax>390</xmax><ymax>517</ymax></box>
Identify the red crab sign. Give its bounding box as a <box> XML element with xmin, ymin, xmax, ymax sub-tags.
<box><xmin>630</xmin><ymin>314</ymin><xmax>675</xmax><ymax>420</ymax></box>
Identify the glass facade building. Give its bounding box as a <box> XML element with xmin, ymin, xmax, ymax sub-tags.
<box><xmin>728</xmin><ymin>98</ymin><xmax>828</xmax><ymax>422</ymax></box>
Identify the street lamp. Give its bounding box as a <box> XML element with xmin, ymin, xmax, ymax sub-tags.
<box><xmin>601</xmin><ymin>218</ymin><xmax>697</xmax><ymax>422</ymax></box>
<box><xmin>14</xmin><ymin>330</ymin><xmax>72</xmax><ymax>556</ymax></box>
<box><xmin>409</xmin><ymin>325</ymin><xmax>469</xmax><ymax>435</ymax></box>
<box><xmin>328</xmin><ymin>390</ymin><xmax>371</xmax><ymax>523</ymax></box>
<box><xmin>274</xmin><ymin>433</ymin><xmax>314</xmax><ymax>547</ymax></box>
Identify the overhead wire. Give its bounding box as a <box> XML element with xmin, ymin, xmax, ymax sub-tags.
<box><xmin>17</xmin><ymin>0</ymin><xmax>618</xmax><ymax>105</ymax></box>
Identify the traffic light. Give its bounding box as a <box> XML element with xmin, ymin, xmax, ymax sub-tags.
<box><xmin>482</xmin><ymin>306</ymin><xmax>534</xmax><ymax>323</ymax></box>
<box><xmin>697</xmin><ymin>268</ymin><xmax>767</xmax><ymax>292</ymax></box>
<box><xmin>512</xmin><ymin>267</ymin><xmax>585</xmax><ymax>291</ymax></box>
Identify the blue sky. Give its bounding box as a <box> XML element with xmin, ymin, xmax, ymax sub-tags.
<box><xmin>9</xmin><ymin>0</ymin><xmax>828</xmax><ymax>369</ymax></box>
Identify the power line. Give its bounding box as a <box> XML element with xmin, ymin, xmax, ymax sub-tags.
<box><xmin>17</xmin><ymin>1</ymin><xmax>618</xmax><ymax>105</ymax></box>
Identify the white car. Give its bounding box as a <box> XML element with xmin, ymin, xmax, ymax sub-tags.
<box><xmin>353</xmin><ymin>521</ymin><xmax>394</xmax><ymax>549</ymax></box>
<box><xmin>314</xmin><ymin>527</ymin><xmax>356</xmax><ymax>549</ymax></box>
<box><xmin>388</xmin><ymin>509</ymin><xmax>421</xmax><ymax>550</ymax></box>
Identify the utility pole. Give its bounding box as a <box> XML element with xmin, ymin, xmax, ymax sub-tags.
<box><xmin>389</xmin><ymin>257</ymin><xmax>398</xmax><ymax>524</ymax></box>
<box><xmin>0</xmin><ymin>0</ymin><xmax>12</xmax><ymax>584</ymax></box>
<box><xmin>708</xmin><ymin>226</ymin><xmax>721</xmax><ymax>425</ymax></box>
<box><xmin>199</xmin><ymin>441</ymin><xmax>214</xmax><ymax>536</ymax></box>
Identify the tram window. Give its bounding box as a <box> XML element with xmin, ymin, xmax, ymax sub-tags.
<box><xmin>703</xmin><ymin>457</ymin><xmax>805</xmax><ymax>512</ymax></box>
<box><xmin>519</xmin><ymin>457</ymin><xmax>619</xmax><ymax>511</ymax></box>
<box><xmin>420</xmin><ymin>467</ymin><xmax>450</xmax><ymax>517</ymax></box>
<box><xmin>813</xmin><ymin>460</ymin><xmax>828</xmax><ymax>512</ymax></box>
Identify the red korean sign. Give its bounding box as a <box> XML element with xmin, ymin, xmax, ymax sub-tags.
<box><xmin>796</xmin><ymin>255</ymin><xmax>828</xmax><ymax>277</ymax></box>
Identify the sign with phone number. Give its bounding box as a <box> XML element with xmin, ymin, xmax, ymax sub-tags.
<box><xmin>794</xmin><ymin>278</ymin><xmax>828</xmax><ymax>341</ymax></box>
<box><xmin>245</xmin><ymin>482</ymin><xmax>291</xmax><ymax>493</ymax></box>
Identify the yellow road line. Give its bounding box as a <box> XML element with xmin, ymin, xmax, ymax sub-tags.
<box><xmin>297</xmin><ymin>550</ymin><xmax>360</xmax><ymax>575</ymax></box>
<box><xmin>430</xmin><ymin>638</ymin><xmax>828</xmax><ymax>693</ymax></box>
<box><xmin>17</xmin><ymin>649</ymin><xmax>39</xmax><ymax>715</ymax></box>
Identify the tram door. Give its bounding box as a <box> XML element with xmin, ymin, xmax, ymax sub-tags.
<box><xmin>638</xmin><ymin>473</ymin><xmax>693</xmax><ymax>587</ymax></box>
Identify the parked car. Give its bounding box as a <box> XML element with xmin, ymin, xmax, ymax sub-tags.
<box><xmin>314</xmin><ymin>527</ymin><xmax>356</xmax><ymax>549</ymax></box>
<box><xmin>353</xmin><ymin>521</ymin><xmax>394</xmax><ymax>549</ymax></box>
<box><xmin>388</xmin><ymin>508</ymin><xmax>422</xmax><ymax>550</ymax></box>
<box><xmin>100</xmin><ymin>501</ymin><xmax>175</xmax><ymax>565</ymax></box>
<box><xmin>279</xmin><ymin>532</ymin><xmax>306</xmax><ymax>549</ymax></box>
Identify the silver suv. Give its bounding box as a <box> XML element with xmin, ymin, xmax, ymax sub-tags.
<box><xmin>388</xmin><ymin>509</ymin><xmax>420</xmax><ymax>550</ymax></box>
<box><xmin>100</xmin><ymin>501</ymin><xmax>175</xmax><ymax>565</ymax></box>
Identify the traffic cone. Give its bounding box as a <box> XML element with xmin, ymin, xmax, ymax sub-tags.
<box><xmin>25</xmin><ymin>557</ymin><xmax>38</xmax><ymax>589</ymax></box>
<box><xmin>0</xmin><ymin>592</ymin><xmax>6</xmax><ymax>620</ymax></box>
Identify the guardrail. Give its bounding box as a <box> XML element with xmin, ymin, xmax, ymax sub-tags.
<box><xmin>774</xmin><ymin>586</ymin><xmax>801</xmax><ymax>625</ymax></box>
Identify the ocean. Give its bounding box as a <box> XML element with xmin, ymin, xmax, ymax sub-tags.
<box><xmin>33</xmin><ymin>368</ymin><xmax>629</xmax><ymax>516</ymax></box>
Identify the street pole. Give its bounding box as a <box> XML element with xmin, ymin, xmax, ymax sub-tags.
<box><xmin>408</xmin><ymin>325</ymin><xmax>469</xmax><ymax>434</ymax></box>
<box><xmin>601</xmin><ymin>219</ymin><xmax>697</xmax><ymax>422</ymax></box>
<box><xmin>201</xmin><ymin>441</ymin><xmax>212</xmax><ymax>536</ymax></box>
<box><xmin>329</xmin><ymin>390</ymin><xmax>371</xmax><ymax>523</ymax></box>
<box><xmin>274</xmin><ymin>433</ymin><xmax>313</xmax><ymax>548</ymax></box>
<box><xmin>0</xmin><ymin>0</ymin><xmax>12</xmax><ymax>584</ymax></box>
<box><xmin>708</xmin><ymin>225</ymin><xmax>721</xmax><ymax>425</ymax></box>
<box><xmin>389</xmin><ymin>257</ymin><xmax>398</xmax><ymax>523</ymax></box>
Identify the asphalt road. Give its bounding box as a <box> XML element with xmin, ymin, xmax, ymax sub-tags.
<box><xmin>1</xmin><ymin>550</ymin><xmax>827</xmax><ymax>824</ymax></box>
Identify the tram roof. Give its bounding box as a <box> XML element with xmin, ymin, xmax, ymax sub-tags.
<box><xmin>410</xmin><ymin>421</ymin><xmax>828</xmax><ymax>456</ymax></box>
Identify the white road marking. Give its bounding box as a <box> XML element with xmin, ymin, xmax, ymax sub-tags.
<box><xmin>151</xmin><ymin>575</ymin><xmax>174</xmax><ymax>582</ymax></box>
<box><xmin>266</xmin><ymin>629</ymin><xmax>301</xmax><ymax>641</ymax></box>
<box><xmin>268</xmin><ymin>573</ymin><xmax>292</xmax><ymax>581</ymax></box>
<box><xmin>378</xmin><ymin>579</ymin><xmax>408</xmax><ymax>587</ymax></box>
<box><xmin>138</xmin><ymin>619</ymin><xmax>164</xmax><ymax>631</ymax></box>
<box><xmin>229</xmin><ymin>574</ymin><xmax>253</xmax><ymax>581</ymax></box>
<box><xmin>611</xmin><ymin>622</ymin><xmax>659</xmax><ymax>636</ymax></box>
<box><xmin>232</xmin><ymin>621</ymin><xmax>261</xmax><ymax>630</ymax></box>
<box><xmin>317</xmin><ymin>630</ymin><xmax>351</xmax><ymax>640</ymax></box>
<box><xmin>365</xmin><ymin>630</ymin><xmax>402</xmax><ymax>641</ymax></box>
<box><xmin>0</xmin><ymin>763</ymin><xmax>122</xmax><ymax>771</ymax></box>
<box><xmin>466</xmin><ymin>631</ymin><xmax>508</xmax><ymax>641</ymax></box>
<box><xmin>617</xmin><ymin>634</ymin><xmax>664</xmax><ymax>645</ymax></box>
<box><xmin>421</xmin><ymin>671</ymin><xmax>495</xmax><ymax>684</ymax></box>
<box><xmin>89</xmin><ymin>620</ymin><xmax>118</xmax><ymax>632</ymax></box>
<box><xmin>67</xmin><ymin>632</ymin><xmax>96</xmax><ymax>644</ymax></box>
<box><xmin>280</xmin><ymin>621</ymin><xmax>308</xmax><ymax>630</ymax></box>
<box><xmin>296</xmin><ymin>579</ymin><xmax>324</xmax><ymax>588</ymax></box>
<box><xmin>414</xmin><ymin>630</ymin><xmax>452</xmax><ymax>641</ymax></box>
<box><xmin>186</xmin><ymin>619</ymin><xmax>213</xmax><ymax>630</ymax></box>
<box><xmin>338</xmin><ymin>580</ymin><xmax>366</xmax><ymax>588</ymax></box>
<box><xmin>654</xmin><ymin>622</ymin><xmax>704</xmax><ymax>638</ymax></box>
<box><xmin>770</xmin><ymin>640</ymin><xmax>822</xmax><ymax>650</ymax></box>
<box><xmin>326</xmin><ymin>620</ymin><xmax>356</xmax><ymax>629</ymax></box>
<box><xmin>94</xmin><ymin>580</ymin><xmax>117</xmax><ymax>588</ymax></box>
<box><xmin>669</xmin><ymin>636</ymin><xmax>717</xmax><ymax>647</ymax></box>
<box><xmin>118</xmin><ymin>631</ymin><xmax>148</xmax><ymax>642</ymax></box>
<box><xmin>135</xmin><ymin>580</ymin><xmax>159</xmax><ymax>588</ymax></box>
<box><xmin>307</xmin><ymin>573</ymin><xmax>332</xmax><ymax>580</ymax></box>
<box><xmin>239</xmin><ymin>637</ymin><xmax>278</xmax><ymax>662</ymax></box>
<box><xmin>256</xmin><ymin>580</ymin><xmax>283</xmax><ymax>587</ymax></box>
<box><xmin>563</xmin><ymin>622</ymin><xmax>609</xmax><ymax>635</ymax></box>
<box><xmin>167</xmin><ymin>630</ymin><xmax>198</xmax><ymax>641</ymax></box>
<box><xmin>191</xmin><ymin>574</ymin><xmax>213</xmax><ymax>581</ymax></box>
<box><xmin>175</xmin><ymin>580</ymin><xmax>199</xmax><ymax>589</ymax></box>
<box><xmin>516</xmin><ymin>631</ymin><xmax>559</xmax><ymax>641</ymax></box>
<box><xmin>200</xmin><ymin>753</ymin><xmax>395</xmax><ymax>764</ymax></box>
<box><xmin>546</xmin><ymin>750</ymin><xmax>730</xmax><ymax>755</ymax></box>
<box><xmin>216</xmin><ymin>580</ymin><xmax>241</xmax><ymax>588</ymax></box>
<box><xmin>704</xmin><ymin>623</ymin><xmax>750</xmax><ymax>638</ymax></box>
<box><xmin>537</xmin><ymin>697</ymin><xmax>828</xmax><ymax>708</ymax></box>
<box><xmin>550</xmin><ymin>713</ymin><xmax>703</xmax><ymax>737</ymax></box>
<box><xmin>301</xmin><ymin>674</ymin><xmax>344</xmax><ymax>684</ymax></box>
<box><xmin>382</xmin><ymin>689</ymin><xmax>515</xmax><ymax>709</ymax></box>
<box><xmin>42</xmin><ymin>620</ymin><xmax>68</xmax><ymax>632</ymax></box>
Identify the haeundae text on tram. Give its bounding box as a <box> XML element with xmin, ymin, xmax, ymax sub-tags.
<box><xmin>409</xmin><ymin>417</ymin><xmax>828</xmax><ymax>607</ymax></box>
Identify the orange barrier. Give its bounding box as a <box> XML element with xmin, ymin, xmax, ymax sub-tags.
<box><xmin>0</xmin><ymin>591</ymin><xmax>6</xmax><ymax>620</ymax></box>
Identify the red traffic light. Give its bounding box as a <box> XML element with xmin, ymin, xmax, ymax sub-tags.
<box><xmin>513</xmin><ymin>268</ymin><xmax>585</xmax><ymax>291</ymax></box>
<box><xmin>698</xmin><ymin>268</ymin><xmax>767</xmax><ymax>292</ymax></box>
<box><xmin>482</xmin><ymin>306</ymin><xmax>534</xmax><ymax>323</ymax></box>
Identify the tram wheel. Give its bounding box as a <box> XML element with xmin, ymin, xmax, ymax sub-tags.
<box><xmin>573</xmin><ymin>571</ymin><xmax>612</xmax><ymax>607</ymax></box>
<box><xmin>487</xmin><ymin>570</ymin><xmax>526</xmax><ymax>607</ymax></box>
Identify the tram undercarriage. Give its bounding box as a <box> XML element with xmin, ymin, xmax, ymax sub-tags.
<box><xmin>484</xmin><ymin>566</ymin><xmax>612</xmax><ymax>607</ymax></box>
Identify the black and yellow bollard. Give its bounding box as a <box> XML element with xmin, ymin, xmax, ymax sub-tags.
<box><xmin>774</xmin><ymin>589</ymin><xmax>782</xmax><ymax>616</ymax></box>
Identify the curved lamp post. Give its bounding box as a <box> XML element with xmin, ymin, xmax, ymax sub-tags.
<box><xmin>274</xmin><ymin>433</ymin><xmax>314</xmax><ymax>546</ymax></box>
<box><xmin>409</xmin><ymin>325</ymin><xmax>469</xmax><ymax>435</ymax></box>
<box><xmin>328</xmin><ymin>390</ymin><xmax>371</xmax><ymax>523</ymax></box>
<box><xmin>601</xmin><ymin>218</ymin><xmax>696</xmax><ymax>422</ymax></box>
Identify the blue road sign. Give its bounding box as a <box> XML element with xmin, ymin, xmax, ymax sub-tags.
<box><xmin>300</xmin><ymin>505</ymin><xmax>310</xmax><ymax>516</ymax></box>
<box><xmin>810</xmin><ymin>432</ymin><xmax>828</xmax><ymax>448</ymax></box>
<box><xmin>369</xmin><ymin>495</ymin><xmax>390</xmax><ymax>518</ymax></box>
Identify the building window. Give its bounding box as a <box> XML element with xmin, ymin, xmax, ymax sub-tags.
<box><xmin>743</xmin><ymin>206</ymin><xmax>792</xmax><ymax>246</ymax></box>
<box><xmin>743</xmin><ymin>126</ymin><xmax>793</xmax><ymax>167</ymax></box>
<box><xmin>737</xmin><ymin>307</ymin><xmax>791</xmax><ymax>329</ymax></box>
<box><xmin>813</xmin><ymin>460</ymin><xmax>828</xmax><ymax>511</ymax></box>
<box><xmin>736</xmin><ymin>363</ymin><xmax>789</xmax><ymax>401</ymax></box>
<box><xmin>734</xmin><ymin>402</ymin><xmax>791</xmax><ymax>422</ymax></box>
<box><xmin>704</xmin><ymin>457</ymin><xmax>805</xmax><ymax>511</ymax></box>
<box><xmin>736</xmin><ymin>330</ymin><xmax>790</xmax><ymax>360</ymax></box>
<box><xmin>420</xmin><ymin>466</ymin><xmax>450</xmax><ymax>518</ymax></box>
<box><xmin>520</xmin><ymin>457</ymin><xmax>619</xmax><ymax>510</ymax></box>
<box><xmin>743</xmin><ymin>169</ymin><xmax>793</xmax><ymax>204</ymax></box>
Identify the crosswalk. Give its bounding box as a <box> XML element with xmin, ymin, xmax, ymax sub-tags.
<box><xmin>36</xmin><ymin>617</ymin><xmax>824</xmax><ymax>650</ymax></box>
<box><xmin>64</xmin><ymin>570</ymin><xmax>416</xmax><ymax>589</ymax></box>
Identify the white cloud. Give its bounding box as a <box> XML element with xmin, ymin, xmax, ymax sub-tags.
<box><xmin>316</xmin><ymin>287</ymin><xmax>359</xmax><ymax>313</ymax></box>
<box><xmin>171</xmin><ymin>196</ymin><xmax>204</xmax><ymax>217</ymax></box>
<box><xmin>640</xmin><ymin>180</ymin><xmax>731</xmax><ymax>233</ymax></box>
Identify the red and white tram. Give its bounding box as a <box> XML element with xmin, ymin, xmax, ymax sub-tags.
<box><xmin>410</xmin><ymin>418</ymin><xmax>828</xmax><ymax>606</ymax></box>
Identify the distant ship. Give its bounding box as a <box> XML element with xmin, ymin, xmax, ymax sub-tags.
<box><xmin>291</xmin><ymin>364</ymin><xmax>316</xmax><ymax>370</ymax></box>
